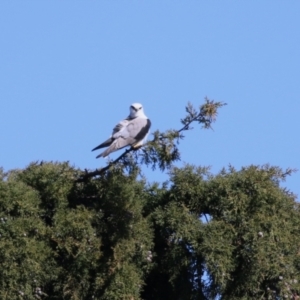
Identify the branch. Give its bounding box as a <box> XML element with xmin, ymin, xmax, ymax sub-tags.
<box><xmin>76</xmin><ymin>148</ymin><xmax>132</xmax><ymax>182</ymax></box>
<box><xmin>76</xmin><ymin>98</ymin><xmax>226</xmax><ymax>182</ymax></box>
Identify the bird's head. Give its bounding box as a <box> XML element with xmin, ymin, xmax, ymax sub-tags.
<box><xmin>129</xmin><ymin>103</ymin><xmax>146</xmax><ymax>118</ymax></box>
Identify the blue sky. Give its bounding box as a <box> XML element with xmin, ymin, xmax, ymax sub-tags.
<box><xmin>1</xmin><ymin>2</ymin><xmax>299</xmax><ymax>198</ymax></box>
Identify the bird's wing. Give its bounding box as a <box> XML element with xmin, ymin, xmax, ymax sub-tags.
<box><xmin>97</xmin><ymin>118</ymin><xmax>151</xmax><ymax>158</ymax></box>
<box><xmin>92</xmin><ymin>119</ymin><xmax>129</xmax><ymax>151</ymax></box>
<box><xmin>112</xmin><ymin>119</ymin><xmax>130</xmax><ymax>135</ymax></box>
<box><xmin>113</xmin><ymin>118</ymin><xmax>150</xmax><ymax>142</ymax></box>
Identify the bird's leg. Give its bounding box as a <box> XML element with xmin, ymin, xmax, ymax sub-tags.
<box><xmin>132</xmin><ymin>141</ymin><xmax>143</xmax><ymax>149</ymax></box>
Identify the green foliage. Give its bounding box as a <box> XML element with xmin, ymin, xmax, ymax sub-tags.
<box><xmin>1</xmin><ymin>163</ymin><xmax>299</xmax><ymax>300</ymax></box>
<box><xmin>166</xmin><ymin>164</ymin><xmax>300</xmax><ymax>299</ymax></box>
<box><xmin>0</xmin><ymin>167</ymin><xmax>58</xmax><ymax>299</ymax></box>
<box><xmin>1</xmin><ymin>100</ymin><xmax>299</xmax><ymax>299</ymax></box>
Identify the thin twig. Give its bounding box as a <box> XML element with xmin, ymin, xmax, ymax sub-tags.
<box><xmin>177</xmin><ymin>115</ymin><xmax>199</xmax><ymax>133</ymax></box>
<box><xmin>204</xmin><ymin>214</ymin><xmax>209</xmax><ymax>223</ymax></box>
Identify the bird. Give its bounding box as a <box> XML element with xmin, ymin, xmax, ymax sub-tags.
<box><xmin>92</xmin><ymin>103</ymin><xmax>151</xmax><ymax>158</ymax></box>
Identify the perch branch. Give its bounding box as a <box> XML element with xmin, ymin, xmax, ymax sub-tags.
<box><xmin>76</xmin><ymin>100</ymin><xmax>225</xmax><ymax>182</ymax></box>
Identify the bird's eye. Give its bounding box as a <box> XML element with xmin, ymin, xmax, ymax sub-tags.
<box><xmin>131</xmin><ymin>105</ymin><xmax>138</xmax><ymax>112</ymax></box>
<box><xmin>139</xmin><ymin>107</ymin><xmax>142</xmax><ymax>110</ymax></box>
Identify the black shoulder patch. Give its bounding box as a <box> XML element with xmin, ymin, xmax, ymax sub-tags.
<box><xmin>134</xmin><ymin>119</ymin><xmax>151</xmax><ymax>141</ymax></box>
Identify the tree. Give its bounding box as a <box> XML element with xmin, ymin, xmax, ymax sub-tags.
<box><xmin>0</xmin><ymin>99</ymin><xmax>299</xmax><ymax>300</ymax></box>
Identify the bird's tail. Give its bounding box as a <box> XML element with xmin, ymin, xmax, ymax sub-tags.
<box><xmin>96</xmin><ymin>143</ymin><xmax>118</xmax><ymax>158</ymax></box>
<box><xmin>92</xmin><ymin>138</ymin><xmax>113</xmax><ymax>152</ymax></box>
<box><xmin>95</xmin><ymin>139</ymin><xmax>127</xmax><ymax>158</ymax></box>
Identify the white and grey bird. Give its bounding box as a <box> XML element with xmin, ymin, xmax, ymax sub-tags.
<box><xmin>92</xmin><ymin>103</ymin><xmax>151</xmax><ymax>158</ymax></box>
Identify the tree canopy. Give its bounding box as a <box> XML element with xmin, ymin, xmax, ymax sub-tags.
<box><xmin>1</xmin><ymin>99</ymin><xmax>299</xmax><ymax>300</ymax></box>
